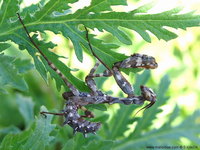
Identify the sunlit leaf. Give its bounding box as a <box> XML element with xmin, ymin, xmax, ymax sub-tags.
<box><xmin>0</xmin><ymin>53</ymin><xmax>28</xmax><ymax>92</ymax></box>
<box><xmin>0</xmin><ymin>43</ymin><xmax>10</xmax><ymax>52</ymax></box>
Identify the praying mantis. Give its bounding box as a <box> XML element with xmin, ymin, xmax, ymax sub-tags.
<box><xmin>17</xmin><ymin>13</ymin><xmax>157</xmax><ymax>137</ymax></box>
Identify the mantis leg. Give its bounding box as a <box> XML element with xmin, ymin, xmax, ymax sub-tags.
<box><xmin>85</xmin><ymin>62</ymin><xmax>112</xmax><ymax>95</ymax></box>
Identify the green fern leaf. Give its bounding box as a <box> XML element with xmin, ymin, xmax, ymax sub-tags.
<box><xmin>83</xmin><ymin>140</ymin><xmax>114</xmax><ymax>150</ymax></box>
<box><xmin>15</xmin><ymin>94</ymin><xmax>35</xmax><ymax>127</ymax></box>
<box><xmin>1</xmin><ymin>0</ymin><xmax>199</xmax><ymax>91</ymax></box>
<box><xmin>0</xmin><ymin>106</ymin><xmax>56</xmax><ymax>150</ymax></box>
<box><xmin>0</xmin><ymin>43</ymin><xmax>10</xmax><ymax>52</ymax></box>
<box><xmin>115</xmin><ymin>110</ymin><xmax>200</xmax><ymax>150</ymax></box>
<box><xmin>0</xmin><ymin>53</ymin><xmax>28</xmax><ymax>92</ymax></box>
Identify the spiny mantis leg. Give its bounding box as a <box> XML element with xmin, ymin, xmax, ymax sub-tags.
<box><xmin>40</xmin><ymin>108</ymin><xmax>94</xmax><ymax>119</ymax></box>
<box><xmin>108</xmin><ymin>85</ymin><xmax>156</xmax><ymax>116</ymax></box>
<box><xmin>111</xmin><ymin>53</ymin><xmax>158</xmax><ymax>97</ymax></box>
<box><xmin>84</xmin><ymin>26</ymin><xmax>135</xmax><ymax>97</ymax></box>
<box><xmin>86</xmin><ymin>62</ymin><xmax>135</xmax><ymax>97</ymax></box>
<box><xmin>85</xmin><ymin>62</ymin><xmax>112</xmax><ymax>96</ymax></box>
<box><xmin>85</xmin><ymin>62</ymin><xmax>100</xmax><ymax>96</ymax></box>
<box><xmin>40</xmin><ymin>111</ymin><xmax>65</xmax><ymax>118</ymax></box>
<box><xmin>84</xmin><ymin>26</ymin><xmax>114</xmax><ymax>96</ymax></box>
<box><xmin>112</xmin><ymin>53</ymin><xmax>158</xmax><ymax>97</ymax></box>
<box><xmin>112</xmin><ymin>66</ymin><xmax>134</xmax><ymax>97</ymax></box>
<box><xmin>84</xmin><ymin>26</ymin><xmax>111</xmax><ymax>72</ymax></box>
<box><xmin>17</xmin><ymin>13</ymin><xmax>80</xmax><ymax>96</ymax></box>
<box><xmin>80</xmin><ymin>106</ymin><xmax>94</xmax><ymax>118</ymax></box>
<box><xmin>85</xmin><ymin>27</ymin><xmax>134</xmax><ymax>97</ymax></box>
